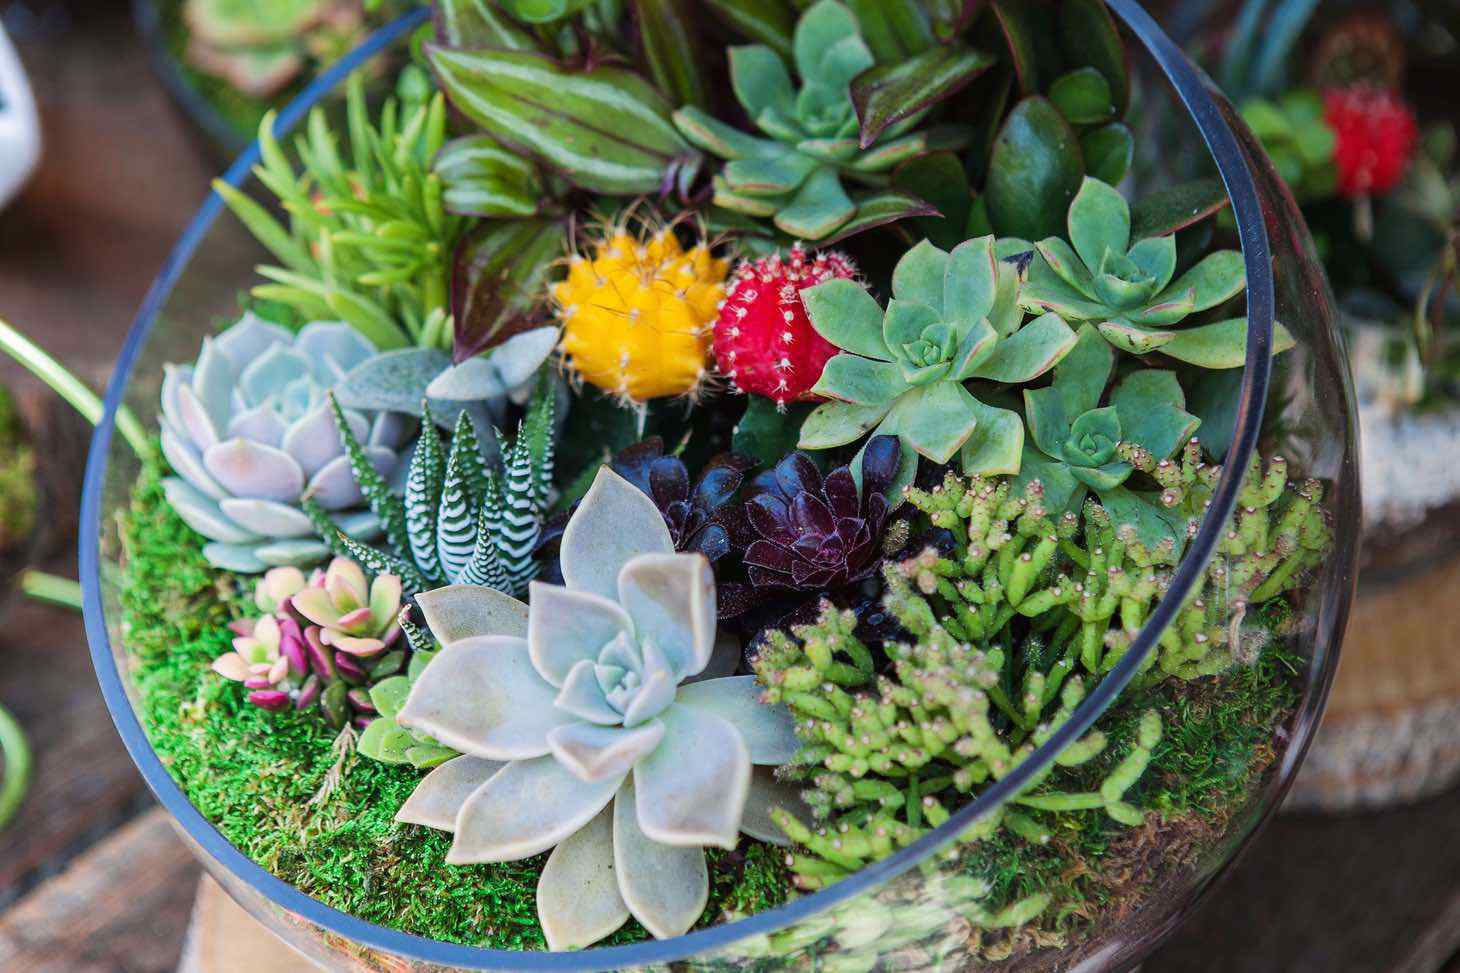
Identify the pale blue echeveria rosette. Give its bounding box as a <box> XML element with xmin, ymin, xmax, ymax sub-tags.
<box><xmin>159</xmin><ymin>312</ymin><xmax>412</xmax><ymax>573</ymax></box>
<box><xmin>392</xmin><ymin>466</ymin><xmax>804</xmax><ymax>949</ymax></box>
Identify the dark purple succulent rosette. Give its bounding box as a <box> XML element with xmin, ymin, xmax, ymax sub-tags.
<box><xmin>607</xmin><ymin>437</ymin><xmax>753</xmax><ymax>562</ymax></box>
<box><xmin>719</xmin><ymin>435</ymin><xmax>901</xmax><ymax>617</ymax></box>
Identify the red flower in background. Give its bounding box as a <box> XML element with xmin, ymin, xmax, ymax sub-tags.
<box><xmin>1323</xmin><ymin>86</ymin><xmax>1418</xmax><ymax>197</ymax></box>
<box><xmin>713</xmin><ymin>245</ymin><xmax>857</xmax><ymax>408</ymax></box>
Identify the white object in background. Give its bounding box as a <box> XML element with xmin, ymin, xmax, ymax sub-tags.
<box><xmin>0</xmin><ymin>22</ymin><xmax>40</xmax><ymax>209</ymax></box>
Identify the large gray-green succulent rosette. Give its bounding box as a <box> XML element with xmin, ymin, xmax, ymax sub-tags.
<box><xmin>392</xmin><ymin>466</ymin><xmax>804</xmax><ymax>949</ymax></box>
<box><xmin>159</xmin><ymin>312</ymin><xmax>411</xmax><ymax>572</ymax></box>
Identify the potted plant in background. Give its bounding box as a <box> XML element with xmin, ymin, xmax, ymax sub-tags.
<box><xmin>1166</xmin><ymin>0</ymin><xmax>1460</xmax><ymax>812</ymax></box>
<box><xmin>132</xmin><ymin>0</ymin><xmax>411</xmax><ymax>159</ymax></box>
<box><xmin>81</xmin><ymin>1</ymin><xmax>1358</xmax><ymax>969</ymax></box>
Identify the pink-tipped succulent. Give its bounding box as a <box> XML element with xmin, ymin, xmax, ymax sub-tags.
<box><xmin>291</xmin><ymin>558</ymin><xmax>404</xmax><ymax>658</ymax></box>
<box><xmin>212</xmin><ymin>613</ymin><xmax>308</xmax><ymax>711</ymax></box>
<box><xmin>713</xmin><ymin>245</ymin><xmax>857</xmax><ymax>408</ymax></box>
<box><xmin>212</xmin><ymin>557</ymin><xmax>409</xmax><ymax>728</ymax></box>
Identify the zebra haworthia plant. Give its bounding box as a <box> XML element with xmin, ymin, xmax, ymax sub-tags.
<box><xmin>391</xmin><ymin>466</ymin><xmax>802</xmax><ymax>949</ymax></box>
<box><xmin>308</xmin><ymin>376</ymin><xmax>556</xmax><ymax>598</ymax></box>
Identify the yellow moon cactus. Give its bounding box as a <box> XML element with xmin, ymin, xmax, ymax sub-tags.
<box><xmin>554</xmin><ymin>219</ymin><xmax>729</xmax><ymax>403</ymax></box>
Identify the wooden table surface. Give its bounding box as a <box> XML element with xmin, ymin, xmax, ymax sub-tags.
<box><xmin>0</xmin><ymin>3</ymin><xmax>1456</xmax><ymax>971</ymax></box>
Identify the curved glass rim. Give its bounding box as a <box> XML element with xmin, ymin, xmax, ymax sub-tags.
<box><xmin>80</xmin><ymin>3</ymin><xmax>1302</xmax><ymax>968</ymax></box>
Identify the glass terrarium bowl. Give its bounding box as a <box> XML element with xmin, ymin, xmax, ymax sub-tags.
<box><xmin>82</xmin><ymin>4</ymin><xmax>1359</xmax><ymax>971</ymax></box>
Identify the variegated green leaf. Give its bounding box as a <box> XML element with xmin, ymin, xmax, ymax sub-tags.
<box><xmin>429</xmin><ymin>46</ymin><xmax>696</xmax><ymax>196</ymax></box>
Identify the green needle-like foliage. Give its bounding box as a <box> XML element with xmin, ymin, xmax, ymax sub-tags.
<box><xmin>307</xmin><ymin>377</ymin><xmax>556</xmax><ymax>598</ymax></box>
<box><xmin>214</xmin><ymin>67</ymin><xmax>464</xmax><ymax>351</ymax></box>
<box><xmin>755</xmin><ymin>590</ymin><xmax>1162</xmax><ymax>893</ymax></box>
<box><xmin>754</xmin><ymin>448</ymin><xmax>1331</xmax><ymax>890</ymax></box>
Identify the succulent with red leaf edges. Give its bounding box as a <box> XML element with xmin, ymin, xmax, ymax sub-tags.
<box><xmin>714</xmin><ymin>245</ymin><xmax>858</xmax><ymax>408</ymax></box>
<box><xmin>1324</xmin><ymin>86</ymin><xmax>1417</xmax><ymax>197</ymax></box>
<box><xmin>608</xmin><ymin>437</ymin><xmax>753</xmax><ymax>562</ymax></box>
<box><xmin>727</xmin><ymin>435</ymin><xmax>901</xmax><ymax>600</ymax></box>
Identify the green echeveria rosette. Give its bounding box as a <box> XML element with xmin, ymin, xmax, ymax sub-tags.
<box><xmin>1017</xmin><ymin>324</ymin><xmax>1201</xmax><ymax>516</ymax></box>
<box><xmin>672</xmin><ymin>0</ymin><xmax>971</xmax><ymax>241</ymax></box>
<box><xmin>387</xmin><ymin>466</ymin><xmax>803</xmax><ymax>950</ymax></box>
<box><xmin>798</xmin><ymin>236</ymin><xmax>1078</xmax><ymax>496</ymax></box>
<box><xmin>1020</xmin><ymin>177</ymin><xmax>1294</xmax><ymax>367</ymax></box>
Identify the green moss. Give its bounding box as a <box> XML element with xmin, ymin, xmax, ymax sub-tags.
<box><xmin>120</xmin><ymin>459</ymin><xmax>789</xmax><ymax>949</ymax></box>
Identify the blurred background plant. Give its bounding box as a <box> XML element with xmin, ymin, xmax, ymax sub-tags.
<box><xmin>134</xmin><ymin>0</ymin><xmax>411</xmax><ymax>158</ymax></box>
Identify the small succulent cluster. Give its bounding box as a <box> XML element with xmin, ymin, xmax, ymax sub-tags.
<box><xmin>753</xmin><ymin>594</ymin><xmax>1162</xmax><ymax>891</ymax></box>
<box><xmin>799</xmin><ymin>237</ymin><xmax>1076</xmax><ymax>492</ymax></box>
<box><xmin>1019</xmin><ymin>324</ymin><xmax>1199</xmax><ymax>511</ymax></box>
<box><xmin>1020</xmin><ymin>178</ymin><xmax>1274</xmax><ymax>367</ymax></box>
<box><xmin>554</xmin><ymin>217</ymin><xmax>729</xmax><ymax>405</ymax></box>
<box><xmin>673</xmin><ymin>1</ymin><xmax>969</xmax><ymax>241</ymax></box>
<box><xmin>390</xmin><ymin>467</ymin><xmax>802</xmax><ymax>948</ymax></box>
<box><xmin>310</xmin><ymin>377</ymin><xmax>556</xmax><ymax>598</ymax></box>
<box><xmin>160</xmin><ymin>313</ymin><xmax>409</xmax><ymax>573</ymax></box>
<box><xmin>160</xmin><ymin>0</ymin><xmax>1349</xmax><ymax>955</ymax></box>
<box><xmin>211</xmin><ymin>559</ymin><xmax>407</xmax><ymax>728</ymax></box>
<box><xmin>714</xmin><ymin>244</ymin><xmax>857</xmax><ymax>408</ymax></box>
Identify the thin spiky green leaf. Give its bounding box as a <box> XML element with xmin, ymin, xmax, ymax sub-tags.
<box><xmin>326</xmin><ymin>394</ymin><xmax>411</xmax><ymax>556</ymax></box>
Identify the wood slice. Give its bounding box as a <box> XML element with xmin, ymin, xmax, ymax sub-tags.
<box><xmin>0</xmin><ymin>807</ymin><xmax>197</xmax><ymax>972</ymax></box>
<box><xmin>1287</xmin><ymin>551</ymin><xmax>1460</xmax><ymax>812</ymax></box>
<box><xmin>178</xmin><ymin>876</ymin><xmax>317</xmax><ymax>973</ymax></box>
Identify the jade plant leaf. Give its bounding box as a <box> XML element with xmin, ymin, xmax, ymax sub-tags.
<box><xmin>731</xmin><ymin>397</ymin><xmax>817</xmax><ymax>467</ymax></box>
<box><xmin>1081</xmin><ymin>122</ymin><xmax>1133</xmax><ymax>185</ymax></box>
<box><xmin>892</xmin><ymin>151</ymin><xmax>974</xmax><ymax>249</ymax></box>
<box><xmin>428</xmin><ymin>46</ymin><xmax>699</xmax><ymax>197</ymax></box>
<box><xmin>499</xmin><ymin>0</ymin><xmax>597</xmax><ymax>22</ymax></box>
<box><xmin>1058</xmin><ymin>0</ymin><xmax>1130</xmax><ymax>115</ymax></box>
<box><xmin>985</xmin><ymin>97</ymin><xmax>1083</xmax><ymax>240</ymax></box>
<box><xmin>1048</xmin><ymin>67</ymin><xmax>1115</xmax><ymax>126</ymax></box>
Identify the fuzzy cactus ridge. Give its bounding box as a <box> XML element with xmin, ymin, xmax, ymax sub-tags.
<box><xmin>714</xmin><ymin>244</ymin><xmax>857</xmax><ymax>408</ymax></box>
<box><xmin>554</xmin><ymin>216</ymin><xmax>730</xmax><ymax>405</ymax></box>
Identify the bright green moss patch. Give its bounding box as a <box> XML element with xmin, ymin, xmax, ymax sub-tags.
<box><xmin>120</xmin><ymin>460</ymin><xmax>790</xmax><ymax>949</ymax></box>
